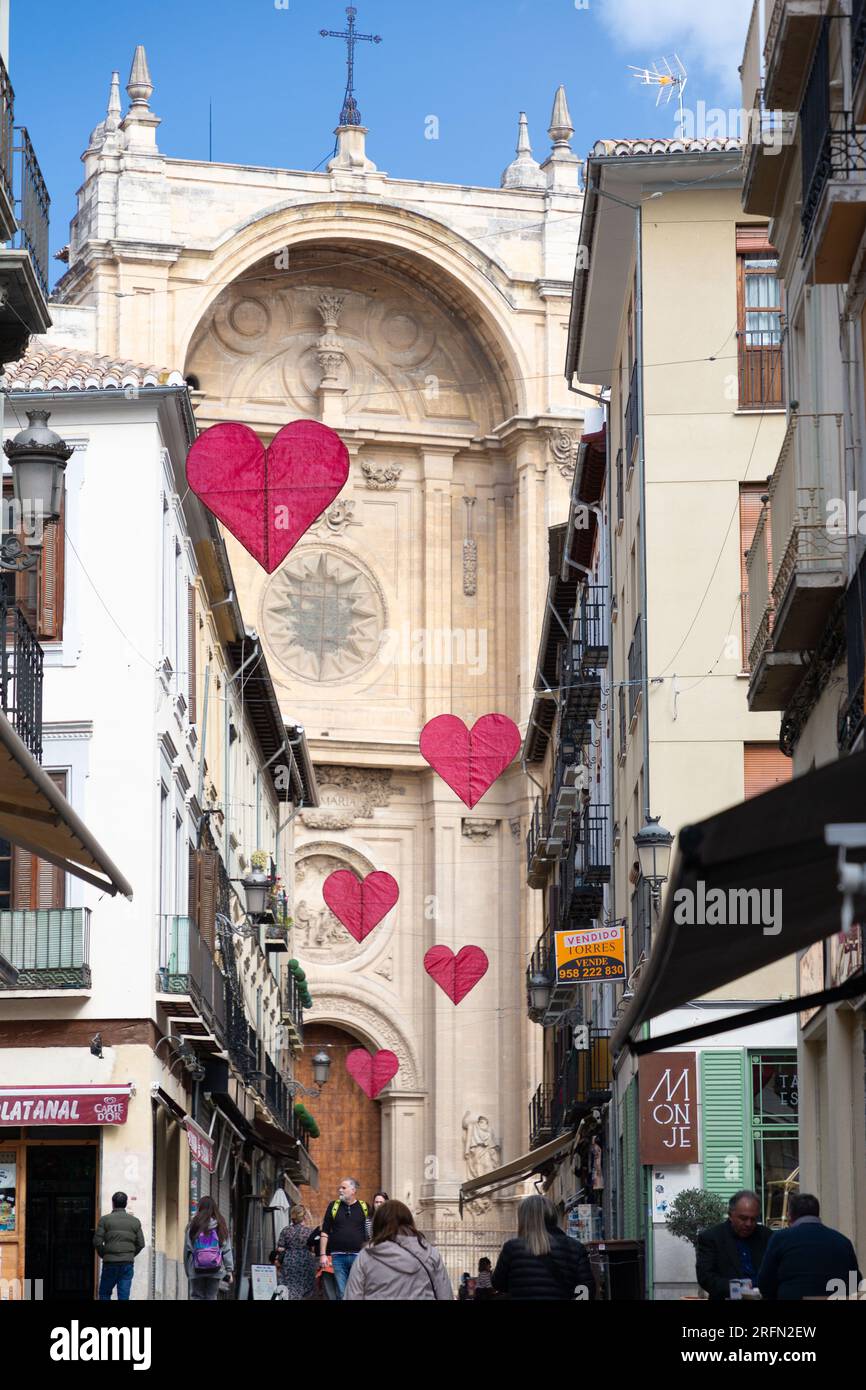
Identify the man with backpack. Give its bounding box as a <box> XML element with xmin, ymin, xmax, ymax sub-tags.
<box><xmin>94</xmin><ymin>1191</ymin><xmax>145</xmax><ymax>1300</ymax></box>
<box><xmin>319</xmin><ymin>1178</ymin><xmax>368</xmax><ymax>1299</ymax></box>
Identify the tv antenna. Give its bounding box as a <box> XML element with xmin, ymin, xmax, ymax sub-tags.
<box><xmin>628</xmin><ymin>55</ymin><xmax>688</xmax><ymax>125</ymax></box>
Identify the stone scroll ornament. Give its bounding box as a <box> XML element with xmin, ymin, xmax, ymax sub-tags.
<box><xmin>346</xmin><ymin>1048</ymin><xmax>400</xmax><ymax>1099</ymax></box>
<box><xmin>321</xmin><ymin>869</ymin><xmax>399</xmax><ymax>944</ymax></box>
<box><xmin>185</xmin><ymin>420</ymin><xmax>350</xmax><ymax>573</ymax></box>
<box><xmin>424</xmin><ymin>945</ymin><xmax>489</xmax><ymax>1004</ymax></box>
<box><xmin>419</xmin><ymin>714</ymin><xmax>522</xmax><ymax>808</ymax></box>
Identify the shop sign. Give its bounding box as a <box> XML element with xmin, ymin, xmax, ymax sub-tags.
<box><xmin>639</xmin><ymin>1053</ymin><xmax>698</xmax><ymax>1164</ymax></box>
<box><xmin>554</xmin><ymin>924</ymin><xmax>626</xmax><ymax>983</ymax></box>
<box><xmin>183</xmin><ymin>1118</ymin><xmax>215</xmax><ymax>1173</ymax></box>
<box><xmin>0</xmin><ymin>1086</ymin><xmax>131</xmax><ymax>1125</ymax></box>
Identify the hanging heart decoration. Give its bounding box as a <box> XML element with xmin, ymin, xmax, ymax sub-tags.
<box><xmin>423</xmin><ymin>944</ymin><xmax>489</xmax><ymax>1005</ymax></box>
<box><xmin>419</xmin><ymin>713</ymin><xmax>521</xmax><ymax>808</ymax></box>
<box><xmin>322</xmin><ymin>869</ymin><xmax>399</xmax><ymax>944</ymax></box>
<box><xmin>186</xmin><ymin>419</ymin><xmax>350</xmax><ymax>573</ymax></box>
<box><xmin>346</xmin><ymin>1048</ymin><xmax>400</xmax><ymax>1099</ymax></box>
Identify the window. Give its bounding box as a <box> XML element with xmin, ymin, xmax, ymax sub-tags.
<box><xmin>2</xmin><ymin>480</ymin><xmax>65</xmax><ymax>641</ymax></box>
<box><xmin>750</xmin><ymin>1052</ymin><xmax>799</xmax><ymax>1227</ymax></box>
<box><xmin>739</xmin><ymin>483</ymin><xmax>771</xmax><ymax>667</ymax></box>
<box><xmin>0</xmin><ymin>770</ymin><xmax>68</xmax><ymax>909</ymax></box>
<box><xmin>736</xmin><ymin>227</ymin><xmax>784</xmax><ymax>409</ymax></box>
<box><xmin>744</xmin><ymin>743</ymin><xmax>792</xmax><ymax>799</ymax></box>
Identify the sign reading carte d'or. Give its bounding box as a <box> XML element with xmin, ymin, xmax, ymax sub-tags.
<box><xmin>639</xmin><ymin>1053</ymin><xmax>698</xmax><ymax>1165</ymax></box>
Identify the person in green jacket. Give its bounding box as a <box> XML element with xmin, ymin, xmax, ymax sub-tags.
<box><xmin>94</xmin><ymin>1192</ymin><xmax>145</xmax><ymax>1300</ymax></box>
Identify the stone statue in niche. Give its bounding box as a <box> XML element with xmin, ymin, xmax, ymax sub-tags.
<box><xmin>462</xmin><ymin>1111</ymin><xmax>500</xmax><ymax>1181</ymax></box>
<box><xmin>295</xmin><ymin>898</ymin><xmax>346</xmax><ymax>950</ymax></box>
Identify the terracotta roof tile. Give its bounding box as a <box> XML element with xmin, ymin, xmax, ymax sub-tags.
<box><xmin>591</xmin><ymin>137</ymin><xmax>742</xmax><ymax>157</ymax></box>
<box><xmin>3</xmin><ymin>337</ymin><xmax>187</xmax><ymax>393</ymax></box>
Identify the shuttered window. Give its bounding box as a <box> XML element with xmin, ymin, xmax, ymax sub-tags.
<box><xmin>744</xmin><ymin>743</ymin><xmax>792</xmax><ymax>800</ymax></box>
<box><xmin>736</xmin><ymin>226</ymin><xmax>784</xmax><ymax>409</ymax></box>
<box><xmin>4</xmin><ymin>482</ymin><xmax>66</xmax><ymax>642</ymax></box>
<box><xmin>12</xmin><ymin>770</ymin><xmax>67</xmax><ymax>909</ymax></box>
<box><xmin>621</xmin><ymin>1077</ymin><xmax>639</xmax><ymax>1239</ymax></box>
<box><xmin>189</xmin><ymin>848</ymin><xmax>218</xmax><ymax>950</ymax></box>
<box><xmin>700</xmin><ymin>1050</ymin><xmax>751</xmax><ymax>1200</ymax></box>
<box><xmin>739</xmin><ymin>483</ymin><xmax>770</xmax><ymax>667</ymax></box>
<box><xmin>188</xmin><ymin>584</ymin><xmax>198</xmax><ymax>724</ymax></box>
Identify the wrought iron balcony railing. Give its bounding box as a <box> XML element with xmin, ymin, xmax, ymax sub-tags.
<box><xmin>802</xmin><ymin>109</ymin><xmax>866</xmax><ymax>249</ymax></box>
<box><xmin>156</xmin><ymin>914</ymin><xmax>226</xmax><ymax>1041</ymax></box>
<box><xmin>0</xmin><ymin>54</ymin><xmax>12</xmax><ymax>214</ymax></box>
<box><xmin>0</xmin><ymin>908</ymin><xmax>91</xmax><ymax>989</ymax></box>
<box><xmin>12</xmin><ymin>127</ymin><xmax>49</xmax><ymax>300</ymax></box>
<box><xmin>577</xmin><ymin>584</ymin><xmax>609</xmax><ymax>671</ymax></box>
<box><xmin>264</xmin><ymin>1056</ymin><xmax>298</xmax><ymax>1137</ymax></box>
<box><xmin>529</xmin><ymin>1083</ymin><xmax>555</xmax><ymax>1149</ymax></box>
<box><xmin>1</xmin><ymin>596</ymin><xmax>43</xmax><ymax>763</ymax></box>
<box><xmin>838</xmin><ymin>675</ymin><xmax>865</xmax><ymax>754</ymax></box>
<box><xmin>281</xmin><ymin>967</ymin><xmax>305</xmax><ymax>1049</ymax></box>
<box><xmin>615</xmin><ymin>447</ymin><xmax>624</xmax><ymax>528</ymax></box>
<box><xmin>550</xmin><ymin>1028</ymin><xmax>613</xmax><ymax>1133</ymax></box>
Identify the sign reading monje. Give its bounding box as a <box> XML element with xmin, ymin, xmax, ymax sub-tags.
<box><xmin>639</xmin><ymin>1053</ymin><xmax>698</xmax><ymax>1164</ymax></box>
<box><xmin>554</xmin><ymin>924</ymin><xmax>626</xmax><ymax>983</ymax></box>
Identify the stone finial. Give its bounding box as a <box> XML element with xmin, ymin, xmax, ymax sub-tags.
<box><xmin>501</xmin><ymin>111</ymin><xmax>545</xmax><ymax>190</ymax></box>
<box><xmin>548</xmin><ymin>85</ymin><xmax>575</xmax><ymax>148</ymax></box>
<box><xmin>542</xmin><ymin>85</ymin><xmax>579</xmax><ymax>189</ymax></box>
<box><xmin>327</xmin><ymin>123</ymin><xmax>377</xmax><ymax>173</ymax></box>
<box><xmin>106</xmin><ymin>71</ymin><xmax>122</xmax><ymax>132</ymax></box>
<box><xmin>127</xmin><ymin>45</ymin><xmax>154</xmax><ymax>109</ymax></box>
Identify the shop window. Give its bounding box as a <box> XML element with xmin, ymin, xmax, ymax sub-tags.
<box><xmin>750</xmin><ymin>1052</ymin><xmax>799</xmax><ymax>1228</ymax></box>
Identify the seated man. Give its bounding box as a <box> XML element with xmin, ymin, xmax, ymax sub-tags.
<box><xmin>696</xmin><ymin>1190</ymin><xmax>771</xmax><ymax>1301</ymax></box>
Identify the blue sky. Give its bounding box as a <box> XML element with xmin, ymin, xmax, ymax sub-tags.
<box><xmin>9</xmin><ymin>0</ymin><xmax>752</xmax><ymax>282</ymax></box>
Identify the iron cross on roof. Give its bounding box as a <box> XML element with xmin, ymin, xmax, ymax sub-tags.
<box><xmin>320</xmin><ymin>6</ymin><xmax>382</xmax><ymax>128</ymax></box>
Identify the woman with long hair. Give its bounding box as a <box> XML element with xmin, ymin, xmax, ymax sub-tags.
<box><xmin>275</xmin><ymin>1203</ymin><xmax>317</xmax><ymax>1300</ymax></box>
<box><xmin>344</xmin><ymin>1199</ymin><xmax>453</xmax><ymax>1301</ymax></box>
<box><xmin>492</xmin><ymin>1196</ymin><xmax>595</xmax><ymax>1301</ymax></box>
<box><xmin>365</xmin><ymin>1190</ymin><xmax>390</xmax><ymax>1241</ymax></box>
<box><xmin>183</xmin><ymin>1195</ymin><xmax>234</xmax><ymax>1301</ymax></box>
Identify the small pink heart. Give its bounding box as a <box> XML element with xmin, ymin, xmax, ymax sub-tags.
<box><xmin>186</xmin><ymin>419</ymin><xmax>350</xmax><ymax>573</ymax></box>
<box><xmin>322</xmin><ymin>870</ymin><xmax>399</xmax><ymax>943</ymax></box>
<box><xmin>424</xmin><ymin>945</ymin><xmax>489</xmax><ymax>1005</ymax></box>
<box><xmin>346</xmin><ymin>1049</ymin><xmax>399</xmax><ymax>1099</ymax></box>
<box><xmin>419</xmin><ymin>714</ymin><xmax>521</xmax><ymax>808</ymax></box>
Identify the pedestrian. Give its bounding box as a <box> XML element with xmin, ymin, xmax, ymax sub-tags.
<box><xmin>319</xmin><ymin>1178</ymin><xmax>369</xmax><ymax>1299</ymax></box>
<box><xmin>696</xmin><ymin>1190</ymin><xmax>771</xmax><ymax>1301</ymax></box>
<box><xmin>492</xmin><ymin>1195</ymin><xmax>595</xmax><ymax>1301</ymax></box>
<box><xmin>184</xmin><ymin>1195</ymin><xmax>234</xmax><ymax>1301</ymax></box>
<box><xmin>93</xmin><ymin>1191</ymin><xmax>145</xmax><ymax>1301</ymax></box>
<box><xmin>474</xmin><ymin>1256</ymin><xmax>496</xmax><ymax>1301</ymax></box>
<box><xmin>457</xmin><ymin>1271</ymin><xmax>474</xmax><ymax>1302</ymax></box>
<box><xmin>366</xmin><ymin>1190</ymin><xmax>389</xmax><ymax>1241</ymax></box>
<box><xmin>275</xmin><ymin>1203</ymin><xmax>317</xmax><ymax>1300</ymax></box>
<box><xmin>758</xmin><ymin>1193</ymin><xmax>863</xmax><ymax>1300</ymax></box>
<box><xmin>344</xmin><ymin>1199</ymin><xmax>453</xmax><ymax>1301</ymax></box>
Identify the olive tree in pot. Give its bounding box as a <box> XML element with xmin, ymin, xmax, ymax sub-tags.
<box><xmin>665</xmin><ymin>1188</ymin><xmax>727</xmax><ymax>1249</ymax></box>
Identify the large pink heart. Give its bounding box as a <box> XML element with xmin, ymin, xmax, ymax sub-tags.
<box><xmin>424</xmin><ymin>945</ymin><xmax>489</xmax><ymax>1005</ymax></box>
<box><xmin>322</xmin><ymin>870</ymin><xmax>399</xmax><ymax>943</ymax></box>
<box><xmin>346</xmin><ymin>1049</ymin><xmax>399</xmax><ymax>1099</ymax></box>
<box><xmin>186</xmin><ymin>419</ymin><xmax>350</xmax><ymax>573</ymax></box>
<box><xmin>419</xmin><ymin>714</ymin><xmax>521</xmax><ymax>809</ymax></box>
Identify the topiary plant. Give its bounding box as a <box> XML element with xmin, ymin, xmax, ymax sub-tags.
<box><xmin>665</xmin><ymin>1188</ymin><xmax>728</xmax><ymax>1249</ymax></box>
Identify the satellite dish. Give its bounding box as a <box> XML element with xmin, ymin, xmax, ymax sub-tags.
<box><xmin>628</xmin><ymin>54</ymin><xmax>688</xmax><ymax>121</ymax></box>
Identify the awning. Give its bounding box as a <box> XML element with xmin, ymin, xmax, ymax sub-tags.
<box><xmin>0</xmin><ymin>713</ymin><xmax>133</xmax><ymax>898</ymax></box>
<box><xmin>612</xmin><ymin>750</ymin><xmax>866</xmax><ymax>1056</ymax></box>
<box><xmin>459</xmin><ymin>1131</ymin><xmax>575</xmax><ymax>1211</ymax></box>
<box><xmin>0</xmin><ymin>1083</ymin><xmax>133</xmax><ymax>1125</ymax></box>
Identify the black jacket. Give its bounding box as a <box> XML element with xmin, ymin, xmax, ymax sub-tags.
<box><xmin>492</xmin><ymin>1230</ymin><xmax>595</xmax><ymax>1301</ymax></box>
<box><xmin>758</xmin><ymin>1220</ymin><xmax>862</xmax><ymax>1300</ymax></box>
<box><xmin>696</xmin><ymin>1220</ymin><xmax>772</xmax><ymax>1301</ymax></box>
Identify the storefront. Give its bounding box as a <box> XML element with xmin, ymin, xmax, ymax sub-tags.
<box><xmin>0</xmin><ymin>1084</ymin><xmax>132</xmax><ymax>1300</ymax></box>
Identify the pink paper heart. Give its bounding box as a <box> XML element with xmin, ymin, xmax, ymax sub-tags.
<box><xmin>419</xmin><ymin>714</ymin><xmax>521</xmax><ymax>808</ymax></box>
<box><xmin>346</xmin><ymin>1048</ymin><xmax>399</xmax><ymax>1099</ymax></box>
<box><xmin>186</xmin><ymin>419</ymin><xmax>350</xmax><ymax>573</ymax></box>
<box><xmin>322</xmin><ymin>870</ymin><xmax>399</xmax><ymax>943</ymax></box>
<box><xmin>424</xmin><ymin>945</ymin><xmax>489</xmax><ymax>1005</ymax></box>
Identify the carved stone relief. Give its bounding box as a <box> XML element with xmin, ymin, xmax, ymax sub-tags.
<box><xmin>261</xmin><ymin>547</ymin><xmax>386</xmax><ymax>683</ymax></box>
<box><xmin>300</xmin><ymin>767</ymin><xmax>398</xmax><ymax>830</ymax></box>
<box><xmin>293</xmin><ymin>841</ymin><xmax>382</xmax><ymax>963</ymax></box>
<box><xmin>461</xmin><ymin>819</ymin><xmax>498</xmax><ymax>841</ymax></box>
<box><xmin>545</xmin><ymin>427</ymin><xmax>581</xmax><ymax>478</ymax></box>
<box><xmin>361</xmin><ymin>461</ymin><xmax>403</xmax><ymax>490</ymax></box>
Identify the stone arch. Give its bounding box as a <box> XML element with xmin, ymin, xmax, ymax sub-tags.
<box><xmin>176</xmin><ymin>198</ymin><xmax>532</xmax><ymax>420</ymax></box>
<box><xmin>303</xmin><ymin>984</ymin><xmax>422</xmax><ymax>1092</ymax></box>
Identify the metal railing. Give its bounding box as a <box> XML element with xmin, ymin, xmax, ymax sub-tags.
<box><xmin>529</xmin><ymin>1083</ymin><xmax>554</xmax><ymax>1149</ymax></box>
<box><xmin>0</xmin><ymin>54</ymin><xmax>13</xmax><ymax>212</ymax></box>
<box><xmin>577</xmin><ymin>584</ymin><xmax>608</xmax><ymax>669</ymax></box>
<box><xmin>769</xmin><ymin>413</ymin><xmax>846</xmax><ymax>614</ymax></box>
<box><xmin>838</xmin><ymin>674</ymin><xmax>865</xmax><ymax>753</ymax></box>
<box><xmin>551</xmin><ymin>1028</ymin><xmax>613</xmax><ymax>1133</ymax></box>
<box><xmin>630</xmin><ymin>881</ymin><xmax>652</xmax><ymax>973</ymax></box>
<box><xmin>265</xmin><ymin>1056</ymin><xmax>297</xmax><ymax>1137</ymax></box>
<box><xmin>1</xmin><ymin>596</ymin><xmax>43</xmax><ymax>763</ymax></box>
<box><xmin>853</xmin><ymin>0</ymin><xmax>866</xmax><ymax>88</ymax></box>
<box><xmin>12</xmin><ymin>127</ymin><xmax>49</xmax><ymax>299</ymax></box>
<box><xmin>281</xmin><ymin>968</ymin><xmax>305</xmax><ymax>1048</ymax></box>
<box><xmin>800</xmin><ymin>17</ymin><xmax>831</xmax><ymax>244</ymax></box>
<box><xmin>625</xmin><ymin>360</ymin><xmax>639</xmax><ymax>463</ymax></box>
<box><xmin>627</xmin><ymin>616</ymin><xmax>642</xmax><ymax>722</ymax></box>
<box><xmin>803</xmin><ymin>109</ymin><xmax>866</xmax><ymax>247</ymax></box>
<box><xmin>0</xmin><ymin>908</ymin><xmax>90</xmax><ymax>989</ymax></box>
<box><xmin>156</xmin><ymin>914</ymin><xmax>226</xmax><ymax>1039</ymax></box>
<box><xmin>746</xmin><ymin>502</ymin><xmax>773</xmax><ymax>670</ymax></box>
<box><xmin>738</xmin><ymin>329</ymin><xmax>784</xmax><ymax>410</ymax></box>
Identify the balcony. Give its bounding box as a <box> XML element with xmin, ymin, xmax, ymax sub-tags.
<box><xmin>264</xmin><ymin>1056</ymin><xmax>298</xmax><ymax>1137</ymax></box>
<box><xmin>838</xmin><ymin>674</ymin><xmax>865</xmax><ymax>753</ymax></box>
<box><xmin>559</xmin><ymin>611</ymin><xmax>604</xmax><ymax>734</ymax></box>
<box><xmin>156</xmin><ymin>914</ymin><xmax>226</xmax><ymax>1048</ymax></box>
<box><xmin>265</xmin><ymin>922</ymin><xmax>289</xmax><ymax>953</ymax></box>
<box><xmin>0</xmin><ymin>53</ymin><xmax>14</xmax><ymax>239</ymax></box>
<box><xmin>1</xmin><ymin>596</ymin><xmax>43</xmax><ymax>763</ymax></box>
<box><xmin>763</xmin><ymin>0</ymin><xmax>827</xmax><ymax>112</ymax></box>
<box><xmin>738</xmin><ymin>326</ymin><xmax>785</xmax><ymax>411</ymax></box>
<box><xmin>527</xmin><ymin>922</ymin><xmax>574</xmax><ymax>1025</ymax></box>
<box><xmin>630</xmin><ymin>881</ymin><xmax>652</xmax><ymax>975</ymax></box>
<box><xmin>625</xmin><ymin>361</ymin><xmax>639</xmax><ymax>465</ymax></box>
<box><xmin>529</xmin><ymin>1083</ymin><xmax>554</xmax><ymax>1150</ymax></box>
<box><xmin>559</xmin><ymin>805</ymin><xmax>611</xmax><ymax>930</ymax></box>
<box><xmin>854</xmin><ymin>0</ymin><xmax>866</xmax><ymax>100</ymax></box>
<box><xmin>627</xmin><ymin>616</ymin><xmax>643</xmax><ymax>724</ymax></box>
<box><xmin>527</xmin><ymin>794</ymin><xmax>557</xmax><ymax>889</ymax></box>
<box><xmin>551</xmin><ymin>1028</ymin><xmax>613</xmax><ymax>1133</ymax></box>
<box><xmin>0</xmin><ymin>54</ymin><xmax>51</xmax><ymax>363</ymax></box>
<box><xmin>281</xmin><ymin>968</ymin><xmax>304</xmax><ymax>1052</ymax></box>
<box><xmin>742</xmin><ymin>81</ymin><xmax>797</xmax><ymax>219</ymax></box>
<box><xmin>0</xmin><ymin>908</ymin><xmax>90</xmax><ymax>991</ymax></box>
<box><xmin>577</xmin><ymin>584</ymin><xmax>609</xmax><ymax>670</ymax></box>
<box><xmin>802</xmin><ymin>109</ymin><xmax>866</xmax><ymax>283</ymax></box>
<box><xmin>747</xmin><ymin>414</ymin><xmax>847</xmax><ymax>711</ymax></box>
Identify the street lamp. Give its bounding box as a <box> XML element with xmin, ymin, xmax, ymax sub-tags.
<box><xmin>2</xmin><ymin>410</ymin><xmax>73</xmax><ymax>571</ymax></box>
<box><xmin>634</xmin><ymin>817</ymin><xmax>674</xmax><ymax>906</ymax></box>
<box><xmin>311</xmin><ymin>1050</ymin><xmax>331</xmax><ymax>1087</ymax></box>
<box><xmin>240</xmin><ymin>869</ymin><xmax>273</xmax><ymax>917</ymax></box>
<box><xmin>528</xmin><ymin>970</ymin><xmax>554</xmax><ymax>1015</ymax></box>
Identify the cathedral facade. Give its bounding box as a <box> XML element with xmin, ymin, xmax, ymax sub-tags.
<box><xmin>52</xmin><ymin>49</ymin><xmax>586</xmax><ymax>1237</ymax></box>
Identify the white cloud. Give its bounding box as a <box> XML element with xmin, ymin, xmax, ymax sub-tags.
<box><xmin>595</xmin><ymin>0</ymin><xmax>754</xmax><ymax>91</ymax></box>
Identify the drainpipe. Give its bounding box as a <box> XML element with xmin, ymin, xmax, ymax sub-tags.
<box><xmin>634</xmin><ymin>203</ymin><xmax>651</xmax><ymax>822</ymax></box>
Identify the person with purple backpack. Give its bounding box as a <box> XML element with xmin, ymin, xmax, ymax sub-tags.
<box><xmin>184</xmin><ymin>1196</ymin><xmax>234</xmax><ymax>1300</ymax></box>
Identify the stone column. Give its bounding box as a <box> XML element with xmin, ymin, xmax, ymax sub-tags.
<box><xmin>514</xmin><ymin>434</ymin><xmax>548</xmax><ymax>723</ymax></box>
<box><xmin>380</xmin><ymin>1089</ymin><xmax>426</xmax><ymax>1209</ymax></box>
<box><xmin>421</xmin><ymin>450</ymin><xmax>455</xmax><ymax>720</ymax></box>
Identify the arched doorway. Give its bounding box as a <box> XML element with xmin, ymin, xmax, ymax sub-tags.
<box><xmin>297</xmin><ymin>1025</ymin><xmax>382</xmax><ymax>1217</ymax></box>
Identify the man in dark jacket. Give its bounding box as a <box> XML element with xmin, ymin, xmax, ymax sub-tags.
<box><xmin>758</xmin><ymin>1193</ymin><xmax>862</xmax><ymax>1300</ymax></box>
<box><xmin>94</xmin><ymin>1191</ymin><xmax>145</xmax><ymax>1300</ymax></box>
<box><xmin>696</xmin><ymin>1190</ymin><xmax>771</xmax><ymax>1301</ymax></box>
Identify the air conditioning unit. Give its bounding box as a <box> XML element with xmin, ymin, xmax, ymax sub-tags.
<box><xmin>558</xmin><ymin>787</ymin><xmax>579</xmax><ymax>812</ymax></box>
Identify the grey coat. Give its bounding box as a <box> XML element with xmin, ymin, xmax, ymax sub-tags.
<box><xmin>183</xmin><ymin>1219</ymin><xmax>234</xmax><ymax>1281</ymax></box>
<box><xmin>344</xmin><ymin>1235</ymin><xmax>453</xmax><ymax>1301</ymax></box>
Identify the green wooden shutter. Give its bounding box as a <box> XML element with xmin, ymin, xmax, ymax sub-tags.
<box><xmin>700</xmin><ymin>1050</ymin><xmax>750</xmax><ymax>1200</ymax></box>
<box><xmin>622</xmin><ymin>1078</ymin><xmax>639</xmax><ymax>1239</ymax></box>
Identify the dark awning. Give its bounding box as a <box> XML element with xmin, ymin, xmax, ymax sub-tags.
<box><xmin>0</xmin><ymin>712</ymin><xmax>133</xmax><ymax>898</ymax></box>
<box><xmin>459</xmin><ymin>1131</ymin><xmax>575</xmax><ymax>1211</ymax></box>
<box><xmin>612</xmin><ymin>750</ymin><xmax>866</xmax><ymax>1055</ymax></box>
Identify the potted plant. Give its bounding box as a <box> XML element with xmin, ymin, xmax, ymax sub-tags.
<box><xmin>241</xmin><ymin>850</ymin><xmax>273</xmax><ymax>916</ymax></box>
<box><xmin>664</xmin><ymin>1188</ymin><xmax>727</xmax><ymax>1249</ymax></box>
